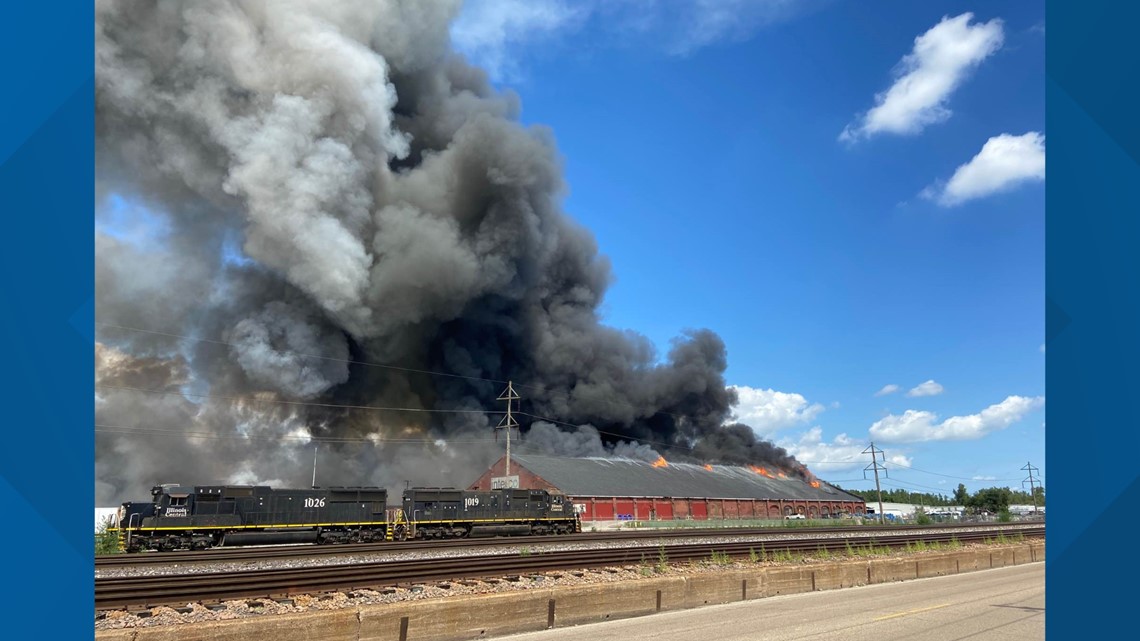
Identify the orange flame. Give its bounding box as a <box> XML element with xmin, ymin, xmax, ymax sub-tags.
<box><xmin>777</xmin><ymin>472</ymin><xmax>787</xmax><ymax>479</ymax></box>
<box><xmin>749</xmin><ymin>465</ymin><xmax>776</xmax><ymax>478</ymax></box>
<box><xmin>651</xmin><ymin>456</ymin><xmax>668</xmax><ymax>468</ymax></box>
<box><xmin>810</xmin><ymin>480</ymin><xmax>821</xmax><ymax>488</ymax></box>
<box><xmin>703</xmin><ymin>464</ymin><xmax>714</xmax><ymax>471</ymax></box>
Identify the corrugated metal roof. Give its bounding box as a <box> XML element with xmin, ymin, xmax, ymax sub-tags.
<box><xmin>509</xmin><ymin>455</ymin><xmax>864</xmax><ymax>502</ymax></box>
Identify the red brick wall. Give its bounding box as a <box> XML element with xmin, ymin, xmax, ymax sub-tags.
<box><xmin>466</xmin><ymin>456</ymin><xmax>558</xmax><ymax>492</ymax></box>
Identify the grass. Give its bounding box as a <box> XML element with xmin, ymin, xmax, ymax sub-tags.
<box><xmin>771</xmin><ymin>548</ymin><xmax>796</xmax><ymax>563</ymax></box>
<box><xmin>627</xmin><ymin>529</ymin><xmax>1032</xmax><ymax>577</ymax></box>
<box><xmin>709</xmin><ymin>550</ymin><xmax>733</xmax><ymax>566</ymax></box>
<box><xmin>625</xmin><ymin>518</ymin><xmax>856</xmax><ymax>530</ymax></box>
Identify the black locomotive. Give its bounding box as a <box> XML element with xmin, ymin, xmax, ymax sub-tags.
<box><xmin>108</xmin><ymin>482</ymin><xmax>580</xmax><ymax>552</ymax></box>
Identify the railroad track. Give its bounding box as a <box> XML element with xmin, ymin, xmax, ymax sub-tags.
<box><xmin>94</xmin><ymin>521</ymin><xmax>1042</xmax><ymax>568</ymax></box>
<box><xmin>95</xmin><ymin>524</ymin><xmax>1043</xmax><ymax>611</ymax></box>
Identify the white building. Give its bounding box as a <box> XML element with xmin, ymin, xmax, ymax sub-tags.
<box><xmin>864</xmin><ymin>502</ymin><xmax>965</xmax><ymax>520</ymax></box>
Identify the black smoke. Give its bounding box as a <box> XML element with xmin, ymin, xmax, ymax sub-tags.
<box><xmin>94</xmin><ymin>0</ymin><xmax>807</xmax><ymax>505</ymax></box>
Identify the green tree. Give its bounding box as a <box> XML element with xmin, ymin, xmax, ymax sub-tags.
<box><xmin>967</xmin><ymin>487</ymin><xmax>1012</xmax><ymax>514</ymax></box>
<box><xmin>953</xmin><ymin>483</ymin><xmax>969</xmax><ymax>505</ymax></box>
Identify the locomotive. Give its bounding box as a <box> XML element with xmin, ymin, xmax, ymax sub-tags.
<box><xmin>108</xmin><ymin>482</ymin><xmax>581</xmax><ymax>552</ymax></box>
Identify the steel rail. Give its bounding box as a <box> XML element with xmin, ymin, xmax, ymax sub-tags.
<box><xmin>95</xmin><ymin>521</ymin><xmax>1043</xmax><ymax>568</ymax></box>
<box><xmin>95</xmin><ymin>525</ymin><xmax>1043</xmax><ymax>611</ymax></box>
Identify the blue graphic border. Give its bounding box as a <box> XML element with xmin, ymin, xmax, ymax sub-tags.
<box><xmin>0</xmin><ymin>2</ymin><xmax>1130</xmax><ymax>636</ymax></box>
<box><xmin>0</xmin><ymin>4</ymin><xmax>94</xmax><ymax>636</ymax></box>
<box><xmin>1046</xmin><ymin>0</ymin><xmax>1140</xmax><ymax>635</ymax></box>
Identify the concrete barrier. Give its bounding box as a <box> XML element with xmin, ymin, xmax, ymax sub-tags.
<box><xmin>683</xmin><ymin>571</ymin><xmax>749</xmax><ymax>608</ymax></box>
<box><xmin>811</xmin><ymin>561</ymin><xmax>870</xmax><ymax>591</ymax></box>
<box><xmin>134</xmin><ymin>609</ymin><xmax>359</xmax><ymax>641</ymax></box>
<box><xmin>554</xmin><ymin>576</ymin><xmax>686</xmax><ymax>627</ymax></box>
<box><xmin>990</xmin><ymin>547</ymin><xmax>1017</xmax><ymax>568</ymax></box>
<box><xmin>94</xmin><ymin>630</ymin><xmax>134</xmax><ymax>641</ymax></box>
<box><xmin>360</xmin><ymin>590</ymin><xmax>552</xmax><ymax>641</ymax></box>
<box><xmin>762</xmin><ymin>567</ymin><xmax>814</xmax><ymax>596</ymax></box>
<box><xmin>917</xmin><ymin>555</ymin><xmax>957</xmax><ymax>578</ymax></box>
<box><xmin>950</xmin><ymin>551</ymin><xmax>979</xmax><ymax>573</ymax></box>
<box><xmin>105</xmin><ymin>542</ymin><xmax>1043</xmax><ymax>641</ymax></box>
<box><xmin>869</xmin><ymin>558</ymin><xmax>919</xmax><ymax>584</ymax></box>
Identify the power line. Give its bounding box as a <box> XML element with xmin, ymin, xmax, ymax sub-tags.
<box><xmin>94</xmin><ymin>423</ymin><xmax>497</xmax><ymax>445</ymax></box>
<box><xmin>96</xmin><ymin>322</ymin><xmax>697</xmax><ymax>425</ymax></box>
<box><xmin>97</xmin><ymin>384</ymin><xmax>704</xmax><ymax>451</ymax></box>
<box><xmin>96</xmin><ymin>383</ymin><xmax>504</xmax><ymax>415</ymax></box>
<box><xmin>518</xmin><ymin>411</ymin><xmax>699</xmax><ymax>454</ymax></box>
<box><xmin>881</xmin><ymin>477</ymin><xmax>952</xmax><ymax>494</ymax></box>
<box><xmin>883</xmin><ymin>460</ymin><xmax>1020</xmax><ymax>482</ymax></box>
<box><xmin>96</xmin><ymin>321</ymin><xmax>511</xmax><ymax>386</ymax></box>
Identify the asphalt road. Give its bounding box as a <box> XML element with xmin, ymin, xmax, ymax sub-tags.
<box><xmin>492</xmin><ymin>563</ymin><xmax>1044</xmax><ymax>641</ymax></box>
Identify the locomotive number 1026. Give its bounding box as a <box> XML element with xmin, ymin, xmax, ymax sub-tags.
<box><xmin>304</xmin><ymin>498</ymin><xmax>327</xmax><ymax>508</ymax></box>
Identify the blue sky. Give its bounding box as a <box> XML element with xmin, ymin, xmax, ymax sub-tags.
<box><xmin>452</xmin><ymin>0</ymin><xmax>1046</xmax><ymax>498</ymax></box>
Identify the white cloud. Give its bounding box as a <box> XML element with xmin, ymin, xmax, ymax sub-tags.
<box><xmin>972</xmin><ymin>475</ymin><xmax>997</xmax><ymax>481</ymax></box>
<box><xmin>840</xmin><ymin>13</ymin><xmax>1004</xmax><ymax>143</ymax></box>
<box><xmin>451</xmin><ymin>0</ymin><xmax>813</xmax><ymax>80</ymax></box>
<box><xmin>450</xmin><ymin>0</ymin><xmax>587</xmax><ymax>80</ymax></box>
<box><xmin>778</xmin><ymin>427</ymin><xmax>867</xmax><ymax>473</ymax></box>
<box><xmin>874</xmin><ymin>384</ymin><xmax>900</xmax><ymax>397</ymax></box>
<box><xmin>888</xmin><ymin>454</ymin><xmax>913</xmax><ymax>467</ymax></box>
<box><xmin>659</xmin><ymin>0</ymin><xmax>813</xmax><ymax>56</ymax></box>
<box><xmin>869</xmin><ymin>395</ymin><xmax>1045</xmax><ymax>443</ymax></box>
<box><xmin>728</xmin><ymin>385</ymin><xmax>825</xmax><ymax>436</ymax></box>
<box><xmin>907</xmin><ymin>380</ymin><xmax>944</xmax><ymax>397</ymax></box>
<box><xmin>924</xmin><ymin>132</ymin><xmax>1046</xmax><ymax>206</ymax></box>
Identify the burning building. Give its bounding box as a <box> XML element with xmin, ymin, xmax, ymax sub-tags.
<box><xmin>468</xmin><ymin>454</ymin><xmax>866</xmax><ymax>522</ymax></box>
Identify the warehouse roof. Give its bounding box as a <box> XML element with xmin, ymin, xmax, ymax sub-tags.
<box><xmin>504</xmin><ymin>454</ymin><xmax>864</xmax><ymax>502</ymax></box>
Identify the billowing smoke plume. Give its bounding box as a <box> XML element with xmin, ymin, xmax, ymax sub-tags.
<box><xmin>94</xmin><ymin>0</ymin><xmax>807</xmax><ymax>505</ymax></box>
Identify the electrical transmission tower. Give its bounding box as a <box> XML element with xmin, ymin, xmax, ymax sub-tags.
<box><xmin>1022</xmin><ymin>462</ymin><xmax>1042</xmax><ymax>515</ymax></box>
<box><xmin>863</xmin><ymin>443</ymin><xmax>888</xmax><ymax>524</ymax></box>
<box><xmin>496</xmin><ymin>381</ymin><xmax>520</xmax><ymax>478</ymax></box>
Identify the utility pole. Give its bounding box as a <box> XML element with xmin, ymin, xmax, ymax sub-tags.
<box><xmin>1022</xmin><ymin>462</ymin><xmax>1041</xmax><ymax>515</ymax></box>
<box><xmin>496</xmin><ymin>381</ymin><xmax>520</xmax><ymax>477</ymax></box>
<box><xmin>863</xmin><ymin>443</ymin><xmax>888</xmax><ymax>525</ymax></box>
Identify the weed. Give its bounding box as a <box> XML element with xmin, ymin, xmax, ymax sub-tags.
<box><xmin>710</xmin><ymin>550</ymin><xmax>733</xmax><ymax>565</ymax></box>
<box><xmin>656</xmin><ymin>543</ymin><xmax>670</xmax><ymax>573</ymax></box>
<box><xmin>95</xmin><ymin>515</ymin><xmax>121</xmax><ymax>555</ymax></box>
